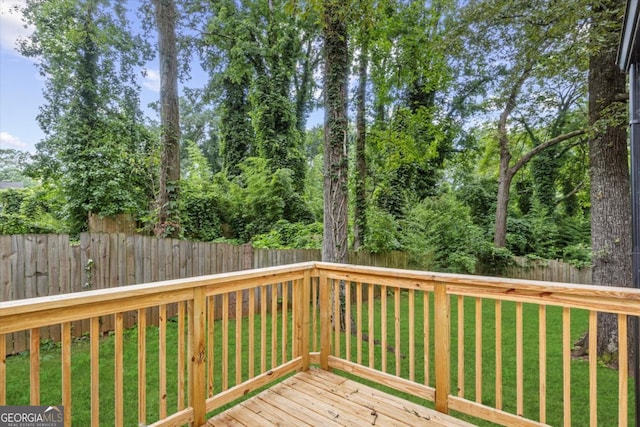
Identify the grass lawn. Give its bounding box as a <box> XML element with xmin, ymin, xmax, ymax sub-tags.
<box><xmin>4</xmin><ymin>290</ymin><xmax>635</xmax><ymax>426</ymax></box>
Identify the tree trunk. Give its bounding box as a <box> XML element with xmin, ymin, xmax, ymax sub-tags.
<box><xmin>322</xmin><ymin>0</ymin><xmax>349</xmax><ymax>333</ymax></box>
<box><xmin>321</xmin><ymin>0</ymin><xmax>349</xmax><ymax>265</ymax></box>
<box><xmin>588</xmin><ymin>0</ymin><xmax>632</xmax><ymax>360</ymax></box>
<box><xmin>494</xmin><ymin>140</ymin><xmax>512</xmax><ymax>248</ymax></box>
<box><xmin>353</xmin><ymin>38</ymin><xmax>368</xmax><ymax>251</ymax></box>
<box><xmin>153</xmin><ymin>0</ymin><xmax>181</xmax><ymax>238</ymax></box>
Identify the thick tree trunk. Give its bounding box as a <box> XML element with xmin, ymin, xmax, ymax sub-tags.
<box><xmin>588</xmin><ymin>0</ymin><xmax>632</xmax><ymax>360</ymax></box>
<box><xmin>494</xmin><ymin>144</ymin><xmax>512</xmax><ymax>248</ymax></box>
<box><xmin>322</xmin><ymin>0</ymin><xmax>349</xmax><ymax>333</ymax></box>
<box><xmin>153</xmin><ymin>0</ymin><xmax>181</xmax><ymax>238</ymax></box>
<box><xmin>322</xmin><ymin>0</ymin><xmax>349</xmax><ymax>265</ymax></box>
<box><xmin>353</xmin><ymin>38</ymin><xmax>368</xmax><ymax>251</ymax></box>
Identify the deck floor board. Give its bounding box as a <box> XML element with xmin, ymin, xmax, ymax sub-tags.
<box><xmin>205</xmin><ymin>368</ymin><xmax>476</xmax><ymax>427</ymax></box>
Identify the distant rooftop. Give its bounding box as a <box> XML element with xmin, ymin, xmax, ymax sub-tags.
<box><xmin>0</xmin><ymin>182</ymin><xmax>25</xmax><ymax>189</ymax></box>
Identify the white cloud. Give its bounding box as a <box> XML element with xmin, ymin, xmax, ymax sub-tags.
<box><xmin>0</xmin><ymin>1</ymin><xmax>33</xmax><ymax>54</ymax></box>
<box><xmin>0</xmin><ymin>132</ymin><xmax>28</xmax><ymax>150</ymax></box>
<box><xmin>142</xmin><ymin>69</ymin><xmax>160</xmax><ymax>93</ymax></box>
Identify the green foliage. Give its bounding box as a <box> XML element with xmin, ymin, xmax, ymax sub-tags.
<box><xmin>0</xmin><ymin>149</ymin><xmax>32</xmax><ymax>183</ymax></box>
<box><xmin>399</xmin><ymin>193</ymin><xmax>484</xmax><ymax>274</ymax></box>
<box><xmin>180</xmin><ymin>143</ymin><xmax>230</xmax><ymax>241</ymax></box>
<box><xmin>252</xmin><ymin>220</ymin><xmax>322</xmax><ymax>249</ymax></box>
<box><xmin>18</xmin><ymin>0</ymin><xmax>153</xmax><ymax>233</ymax></box>
<box><xmin>363</xmin><ymin>206</ymin><xmax>401</xmax><ymax>253</ymax></box>
<box><xmin>0</xmin><ymin>186</ymin><xmax>67</xmax><ymax>235</ymax></box>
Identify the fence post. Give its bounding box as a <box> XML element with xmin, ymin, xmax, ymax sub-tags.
<box><xmin>434</xmin><ymin>282</ymin><xmax>450</xmax><ymax>414</ymax></box>
<box><xmin>190</xmin><ymin>286</ymin><xmax>206</xmax><ymax>426</ymax></box>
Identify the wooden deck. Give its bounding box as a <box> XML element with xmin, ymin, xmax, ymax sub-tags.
<box><xmin>205</xmin><ymin>368</ymin><xmax>475</xmax><ymax>427</ymax></box>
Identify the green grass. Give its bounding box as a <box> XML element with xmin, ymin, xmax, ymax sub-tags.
<box><xmin>333</xmin><ymin>290</ymin><xmax>635</xmax><ymax>426</ymax></box>
<box><xmin>5</xmin><ymin>291</ymin><xmax>635</xmax><ymax>426</ymax></box>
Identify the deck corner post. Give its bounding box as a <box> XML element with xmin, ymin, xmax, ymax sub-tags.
<box><xmin>319</xmin><ymin>270</ymin><xmax>331</xmax><ymax>370</ymax></box>
<box><xmin>434</xmin><ymin>283</ymin><xmax>450</xmax><ymax>414</ymax></box>
<box><xmin>189</xmin><ymin>286</ymin><xmax>207</xmax><ymax>426</ymax></box>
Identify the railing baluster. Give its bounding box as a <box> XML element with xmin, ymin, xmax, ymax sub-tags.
<box><xmin>261</xmin><ymin>284</ymin><xmax>267</xmax><ymax>372</ymax></box>
<box><xmin>495</xmin><ymin>300</ymin><xmax>502</xmax><ymax>410</ymax></box>
<box><xmin>248</xmin><ymin>289</ymin><xmax>255</xmax><ymax>378</ymax></box>
<box><xmin>563</xmin><ymin>307</ymin><xmax>571</xmax><ymax>426</ymax></box>
<box><xmin>207</xmin><ymin>296</ymin><xmax>215</xmax><ymax>397</ymax></box>
<box><xmin>30</xmin><ymin>327</ymin><xmax>40</xmax><ymax>405</ymax></box>
<box><xmin>159</xmin><ymin>304</ymin><xmax>167</xmax><ymax>419</ymax></box>
<box><xmin>158</xmin><ymin>304</ymin><xmax>167</xmax><ymax>418</ymax></box>
<box><xmin>187</xmin><ymin>300</ymin><xmax>193</xmax><ymax>401</ymax></box>
<box><xmin>539</xmin><ymin>305</ymin><xmax>546</xmax><ymax>423</ymax></box>
<box><xmin>589</xmin><ymin>310</ymin><xmax>597</xmax><ymax>427</ymax></box>
<box><xmin>334</xmin><ymin>280</ymin><xmax>341</xmax><ymax>358</ymax></box>
<box><xmin>424</xmin><ymin>291</ymin><xmax>430</xmax><ymax>386</ymax></box>
<box><xmin>345</xmin><ymin>280</ymin><xmax>351</xmax><ymax>361</ymax></box>
<box><xmin>476</xmin><ymin>297</ymin><xmax>482</xmax><ymax>403</ymax></box>
<box><xmin>458</xmin><ymin>295</ymin><xmax>464</xmax><ymax>398</ymax></box>
<box><xmin>312</xmin><ymin>277</ymin><xmax>318</xmax><ymax>353</ymax></box>
<box><xmin>300</xmin><ymin>272</ymin><xmax>311</xmax><ymax>370</ymax></box>
<box><xmin>516</xmin><ymin>302</ymin><xmax>523</xmax><ymax>416</ymax></box>
<box><xmin>222</xmin><ymin>293</ymin><xmax>229</xmax><ymax>390</ymax></box>
<box><xmin>62</xmin><ymin>322</ymin><xmax>71</xmax><ymax>427</ymax></box>
<box><xmin>271</xmin><ymin>284</ymin><xmax>278</xmax><ymax>369</ymax></box>
<box><xmin>357</xmin><ymin>281</ymin><xmax>363</xmax><ymax>364</ymax></box>
<box><xmin>369</xmin><ymin>283</ymin><xmax>375</xmax><ymax>369</ymax></box>
<box><xmin>178</xmin><ymin>301</ymin><xmax>185</xmax><ymax>408</ymax></box>
<box><xmin>395</xmin><ymin>286</ymin><xmax>401</xmax><ymax>377</ymax></box>
<box><xmin>0</xmin><ymin>334</ymin><xmax>5</xmax><ymax>405</ymax></box>
<box><xmin>409</xmin><ymin>288</ymin><xmax>415</xmax><ymax>381</ymax></box>
<box><xmin>618</xmin><ymin>313</ymin><xmax>628</xmax><ymax>426</ymax></box>
<box><xmin>282</xmin><ymin>283</ymin><xmax>288</xmax><ymax>365</ymax></box>
<box><xmin>114</xmin><ymin>313</ymin><xmax>123</xmax><ymax>426</ymax></box>
<box><xmin>319</xmin><ymin>271</ymin><xmax>330</xmax><ymax>370</ymax></box>
<box><xmin>382</xmin><ymin>285</ymin><xmax>388</xmax><ymax>373</ymax></box>
<box><xmin>138</xmin><ymin>308</ymin><xmax>147</xmax><ymax>426</ymax></box>
<box><xmin>236</xmin><ymin>290</ymin><xmax>242</xmax><ymax>385</ymax></box>
<box><xmin>90</xmin><ymin>317</ymin><xmax>99</xmax><ymax>427</ymax></box>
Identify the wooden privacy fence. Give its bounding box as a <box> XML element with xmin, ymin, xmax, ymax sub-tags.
<box><xmin>503</xmin><ymin>256</ymin><xmax>592</xmax><ymax>285</ymax></box>
<box><xmin>0</xmin><ymin>233</ymin><xmax>407</xmax><ymax>354</ymax></box>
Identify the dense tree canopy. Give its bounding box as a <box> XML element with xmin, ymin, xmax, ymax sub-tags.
<box><xmin>3</xmin><ymin>0</ymin><xmax>629</xmax><ymax>291</ymax></box>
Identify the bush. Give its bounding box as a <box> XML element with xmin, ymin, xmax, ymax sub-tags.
<box><xmin>0</xmin><ymin>186</ymin><xmax>67</xmax><ymax>235</ymax></box>
<box><xmin>399</xmin><ymin>194</ymin><xmax>485</xmax><ymax>273</ymax></box>
<box><xmin>252</xmin><ymin>220</ymin><xmax>322</xmax><ymax>249</ymax></box>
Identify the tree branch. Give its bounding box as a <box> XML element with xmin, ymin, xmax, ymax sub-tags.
<box><xmin>509</xmin><ymin>129</ymin><xmax>587</xmax><ymax>176</ymax></box>
<box><xmin>555</xmin><ymin>181</ymin><xmax>584</xmax><ymax>206</ymax></box>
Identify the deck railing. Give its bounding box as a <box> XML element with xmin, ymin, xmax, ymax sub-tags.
<box><xmin>0</xmin><ymin>262</ymin><xmax>638</xmax><ymax>426</ymax></box>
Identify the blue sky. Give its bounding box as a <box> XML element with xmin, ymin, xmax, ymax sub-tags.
<box><xmin>0</xmin><ymin>1</ymin><xmax>323</xmax><ymax>155</ymax></box>
<box><xmin>0</xmin><ymin>1</ymin><xmax>166</xmax><ymax>154</ymax></box>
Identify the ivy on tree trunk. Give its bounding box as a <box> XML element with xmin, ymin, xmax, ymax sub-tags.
<box><xmin>153</xmin><ymin>0</ymin><xmax>181</xmax><ymax>238</ymax></box>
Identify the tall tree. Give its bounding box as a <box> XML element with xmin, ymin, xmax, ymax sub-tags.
<box><xmin>588</xmin><ymin>0</ymin><xmax>631</xmax><ymax>359</ymax></box>
<box><xmin>152</xmin><ymin>0</ymin><xmax>181</xmax><ymax>238</ymax></box>
<box><xmin>321</xmin><ymin>0</ymin><xmax>349</xmax><ymax>264</ymax></box>
<box><xmin>352</xmin><ymin>0</ymin><xmax>372</xmax><ymax>251</ymax></box>
<box><xmin>368</xmin><ymin>0</ymin><xmax>455</xmax><ymax>220</ymax></box>
<box><xmin>457</xmin><ymin>0</ymin><xmax>588</xmax><ymax>248</ymax></box>
<box><xmin>18</xmin><ymin>0</ymin><xmax>152</xmax><ymax>233</ymax></box>
<box><xmin>199</xmin><ymin>0</ymin><xmax>318</xmax><ymax>188</ymax></box>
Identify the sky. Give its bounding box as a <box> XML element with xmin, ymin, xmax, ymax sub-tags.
<box><xmin>0</xmin><ymin>1</ymin><xmax>167</xmax><ymax>154</ymax></box>
<box><xmin>0</xmin><ymin>1</ymin><xmax>323</xmax><ymax>155</ymax></box>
